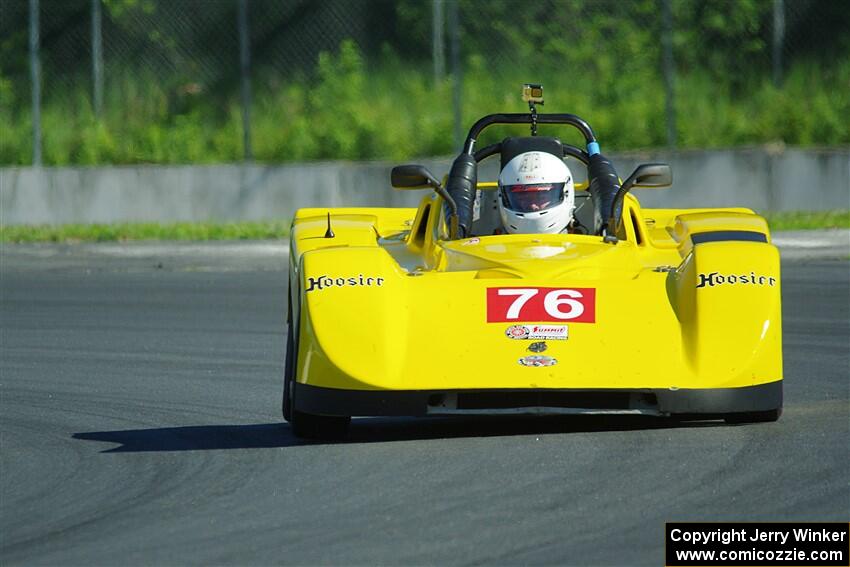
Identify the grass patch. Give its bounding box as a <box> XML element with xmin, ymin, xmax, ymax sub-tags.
<box><xmin>2</xmin><ymin>211</ymin><xmax>847</xmax><ymax>244</ymax></box>
<box><xmin>2</xmin><ymin>51</ymin><xmax>849</xmax><ymax>165</ymax></box>
<box><xmin>763</xmin><ymin>210</ymin><xmax>850</xmax><ymax>231</ymax></box>
<box><xmin>0</xmin><ymin>221</ymin><xmax>289</xmax><ymax>243</ymax></box>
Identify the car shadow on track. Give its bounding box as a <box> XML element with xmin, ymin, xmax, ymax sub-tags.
<box><xmin>73</xmin><ymin>415</ymin><xmax>724</xmax><ymax>453</ymax></box>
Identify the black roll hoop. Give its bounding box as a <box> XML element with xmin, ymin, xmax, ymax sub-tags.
<box><xmin>444</xmin><ymin>113</ymin><xmax>617</xmax><ymax>239</ymax></box>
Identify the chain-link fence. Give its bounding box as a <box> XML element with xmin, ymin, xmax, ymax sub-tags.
<box><xmin>1</xmin><ymin>0</ymin><xmax>848</xmax><ymax>165</ymax></box>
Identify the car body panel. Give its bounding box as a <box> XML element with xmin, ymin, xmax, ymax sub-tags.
<box><xmin>287</xmin><ymin>189</ymin><xmax>783</xmax><ymax>409</ymax></box>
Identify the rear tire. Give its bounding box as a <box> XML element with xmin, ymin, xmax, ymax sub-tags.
<box><xmin>291</xmin><ymin>409</ymin><xmax>351</xmax><ymax>440</ymax></box>
<box><xmin>724</xmin><ymin>407</ymin><xmax>782</xmax><ymax>424</ymax></box>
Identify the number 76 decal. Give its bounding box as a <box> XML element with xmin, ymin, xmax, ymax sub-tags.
<box><xmin>486</xmin><ymin>287</ymin><xmax>596</xmax><ymax>323</ymax></box>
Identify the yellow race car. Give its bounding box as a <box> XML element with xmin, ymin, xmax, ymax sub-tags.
<box><xmin>283</xmin><ymin>91</ymin><xmax>782</xmax><ymax>439</ymax></box>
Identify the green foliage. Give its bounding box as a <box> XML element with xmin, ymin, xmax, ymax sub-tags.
<box><xmin>762</xmin><ymin>210</ymin><xmax>850</xmax><ymax>231</ymax></box>
<box><xmin>0</xmin><ymin>221</ymin><xmax>290</xmax><ymax>243</ymax></box>
<box><xmin>674</xmin><ymin>0</ymin><xmax>770</xmax><ymax>84</ymax></box>
<box><xmin>102</xmin><ymin>0</ymin><xmax>156</xmax><ymax>19</ymax></box>
<box><xmin>2</xmin><ymin>212</ymin><xmax>845</xmax><ymax>243</ymax></box>
<box><xmin>1</xmin><ymin>39</ymin><xmax>848</xmax><ymax>166</ymax></box>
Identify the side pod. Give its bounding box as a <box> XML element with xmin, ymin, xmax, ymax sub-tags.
<box><xmin>670</xmin><ymin>236</ymin><xmax>782</xmax><ymax>387</ymax></box>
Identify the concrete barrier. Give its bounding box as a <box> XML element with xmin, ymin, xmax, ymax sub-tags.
<box><xmin>1</xmin><ymin>147</ymin><xmax>847</xmax><ymax>225</ymax></box>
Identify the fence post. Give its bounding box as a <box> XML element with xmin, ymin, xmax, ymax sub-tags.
<box><xmin>448</xmin><ymin>0</ymin><xmax>462</xmax><ymax>150</ymax></box>
<box><xmin>91</xmin><ymin>0</ymin><xmax>104</xmax><ymax>119</ymax></box>
<box><xmin>772</xmin><ymin>0</ymin><xmax>785</xmax><ymax>87</ymax></box>
<box><xmin>237</xmin><ymin>0</ymin><xmax>253</xmax><ymax>161</ymax></box>
<box><xmin>660</xmin><ymin>0</ymin><xmax>676</xmax><ymax>149</ymax></box>
<box><xmin>29</xmin><ymin>0</ymin><xmax>42</xmax><ymax>166</ymax></box>
<box><xmin>432</xmin><ymin>0</ymin><xmax>445</xmax><ymax>84</ymax></box>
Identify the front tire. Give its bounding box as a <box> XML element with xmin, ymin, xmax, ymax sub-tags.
<box><xmin>291</xmin><ymin>409</ymin><xmax>351</xmax><ymax>440</ymax></box>
<box><xmin>283</xmin><ymin>285</ymin><xmax>350</xmax><ymax>439</ymax></box>
<box><xmin>282</xmin><ymin>286</ymin><xmax>295</xmax><ymax>421</ymax></box>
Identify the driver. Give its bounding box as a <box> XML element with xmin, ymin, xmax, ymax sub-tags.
<box><xmin>497</xmin><ymin>151</ymin><xmax>575</xmax><ymax>234</ymax></box>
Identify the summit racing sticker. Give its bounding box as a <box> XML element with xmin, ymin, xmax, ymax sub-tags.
<box><xmin>487</xmin><ymin>287</ymin><xmax>595</xmax><ymax>323</ymax></box>
<box><xmin>305</xmin><ymin>274</ymin><xmax>384</xmax><ymax>292</ymax></box>
<box><xmin>505</xmin><ymin>324</ymin><xmax>568</xmax><ymax>340</ymax></box>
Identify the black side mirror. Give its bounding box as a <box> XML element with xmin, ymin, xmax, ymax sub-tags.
<box><xmin>625</xmin><ymin>163</ymin><xmax>672</xmax><ymax>190</ymax></box>
<box><xmin>390</xmin><ymin>164</ymin><xmax>460</xmax><ymax>240</ymax></box>
<box><xmin>607</xmin><ymin>163</ymin><xmax>672</xmax><ymax>238</ymax></box>
<box><xmin>391</xmin><ymin>164</ymin><xmax>442</xmax><ymax>190</ymax></box>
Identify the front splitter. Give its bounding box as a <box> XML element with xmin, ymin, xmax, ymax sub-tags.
<box><xmin>293</xmin><ymin>380</ymin><xmax>782</xmax><ymax>418</ymax></box>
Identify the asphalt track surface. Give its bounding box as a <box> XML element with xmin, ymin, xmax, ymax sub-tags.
<box><xmin>1</xmin><ymin>243</ymin><xmax>848</xmax><ymax>566</ymax></box>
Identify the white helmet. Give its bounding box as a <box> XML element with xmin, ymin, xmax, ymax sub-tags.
<box><xmin>497</xmin><ymin>151</ymin><xmax>574</xmax><ymax>234</ymax></box>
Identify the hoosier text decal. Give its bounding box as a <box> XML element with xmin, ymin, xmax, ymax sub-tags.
<box><xmin>305</xmin><ymin>274</ymin><xmax>384</xmax><ymax>292</ymax></box>
<box><xmin>696</xmin><ymin>272</ymin><xmax>776</xmax><ymax>288</ymax></box>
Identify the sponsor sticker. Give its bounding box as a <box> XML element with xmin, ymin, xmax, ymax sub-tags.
<box><xmin>518</xmin><ymin>355</ymin><xmax>557</xmax><ymax>367</ymax></box>
<box><xmin>505</xmin><ymin>324</ymin><xmax>568</xmax><ymax>340</ymax></box>
<box><xmin>305</xmin><ymin>274</ymin><xmax>384</xmax><ymax>293</ymax></box>
<box><xmin>462</xmin><ymin>237</ymin><xmax>481</xmax><ymax>246</ymax></box>
<box><xmin>487</xmin><ymin>287</ymin><xmax>595</xmax><ymax>323</ymax></box>
<box><xmin>505</xmin><ymin>325</ymin><xmax>530</xmax><ymax>339</ymax></box>
<box><xmin>696</xmin><ymin>272</ymin><xmax>776</xmax><ymax>288</ymax></box>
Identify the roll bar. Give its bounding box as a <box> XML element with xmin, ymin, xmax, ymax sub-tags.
<box><xmin>444</xmin><ymin>112</ymin><xmax>616</xmax><ymax>240</ymax></box>
<box><xmin>462</xmin><ymin>113</ymin><xmax>597</xmax><ymax>155</ymax></box>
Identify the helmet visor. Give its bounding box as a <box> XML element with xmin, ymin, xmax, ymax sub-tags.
<box><xmin>503</xmin><ymin>183</ymin><xmax>565</xmax><ymax>213</ymax></box>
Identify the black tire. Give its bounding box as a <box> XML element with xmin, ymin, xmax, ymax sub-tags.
<box><xmin>291</xmin><ymin>409</ymin><xmax>351</xmax><ymax>440</ymax></box>
<box><xmin>283</xmin><ymin>285</ymin><xmax>351</xmax><ymax>439</ymax></box>
<box><xmin>724</xmin><ymin>407</ymin><xmax>782</xmax><ymax>424</ymax></box>
<box><xmin>282</xmin><ymin>286</ymin><xmax>295</xmax><ymax>421</ymax></box>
